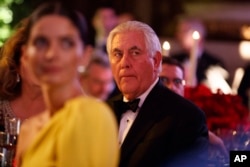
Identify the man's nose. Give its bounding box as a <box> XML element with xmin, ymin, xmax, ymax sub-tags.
<box><xmin>120</xmin><ymin>53</ymin><xmax>131</xmax><ymax>69</ymax></box>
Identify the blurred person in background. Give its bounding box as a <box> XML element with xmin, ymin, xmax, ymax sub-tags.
<box><xmin>0</xmin><ymin>18</ymin><xmax>45</xmax><ymax>132</ymax></box>
<box><xmin>15</xmin><ymin>2</ymin><xmax>119</xmax><ymax>167</ymax></box>
<box><xmin>91</xmin><ymin>4</ymin><xmax>118</xmax><ymax>55</ymax></box>
<box><xmin>160</xmin><ymin>56</ymin><xmax>228</xmax><ymax>160</ymax></box>
<box><xmin>117</xmin><ymin>12</ymin><xmax>135</xmax><ymax>24</ymax></box>
<box><xmin>172</xmin><ymin>17</ymin><xmax>229</xmax><ymax>92</ymax></box>
<box><xmin>80</xmin><ymin>55</ymin><xmax>115</xmax><ymax>101</ymax></box>
<box><xmin>160</xmin><ymin>56</ymin><xmax>185</xmax><ymax>96</ymax></box>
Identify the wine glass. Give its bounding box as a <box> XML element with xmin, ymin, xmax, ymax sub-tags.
<box><xmin>0</xmin><ymin>118</ymin><xmax>20</xmax><ymax>167</ymax></box>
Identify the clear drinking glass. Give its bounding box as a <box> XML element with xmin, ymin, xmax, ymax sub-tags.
<box><xmin>0</xmin><ymin>118</ymin><xmax>20</xmax><ymax>167</ymax></box>
<box><xmin>7</xmin><ymin>118</ymin><xmax>20</xmax><ymax>135</ymax></box>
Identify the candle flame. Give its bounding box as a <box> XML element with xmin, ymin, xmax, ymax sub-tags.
<box><xmin>241</xmin><ymin>25</ymin><xmax>250</xmax><ymax>40</ymax></box>
<box><xmin>162</xmin><ymin>41</ymin><xmax>170</xmax><ymax>50</ymax></box>
<box><xmin>192</xmin><ymin>31</ymin><xmax>200</xmax><ymax>40</ymax></box>
<box><xmin>239</xmin><ymin>41</ymin><xmax>250</xmax><ymax>60</ymax></box>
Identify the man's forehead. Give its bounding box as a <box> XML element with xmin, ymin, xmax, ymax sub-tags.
<box><xmin>112</xmin><ymin>33</ymin><xmax>145</xmax><ymax>49</ymax></box>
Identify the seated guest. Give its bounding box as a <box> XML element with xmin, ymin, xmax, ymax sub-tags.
<box><xmin>160</xmin><ymin>57</ymin><xmax>186</xmax><ymax>96</ymax></box>
<box><xmin>15</xmin><ymin>2</ymin><xmax>119</xmax><ymax>167</ymax></box>
<box><xmin>80</xmin><ymin>55</ymin><xmax>115</xmax><ymax>100</ymax></box>
<box><xmin>160</xmin><ymin>56</ymin><xmax>228</xmax><ymax>159</ymax></box>
<box><xmin>172</xmin><ymin>17</ymin><xmax>228</xmax><ymax>88</ymax></box>
<box><xmin>106</xmin><ymin>20</ymin><xmax>209</xmax><ymax>167</ymax></box>
<box><xmin>0</xmin><ymin>18</ymin><xmax>45</xmax><ymax>132</ymax></box>
<box><xmin>91</xmin><ymin>4</ymin><xmax>118</xmax><ymax>55</ymax></box>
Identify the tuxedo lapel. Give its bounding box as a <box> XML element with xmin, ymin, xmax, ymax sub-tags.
<box><xmin>107</xmin><ymin>94</ymin><xmax>124</xmax><ymax>123</ymax></box>
<box><xmin>120</xmin><ymin>105</ymin><xmax>156</xmax><ymax>159</ymax></box>
<box><xmin>108</xmin><ymin>81</ymin><xmax>178</xmax><ymax>165</ymax></box>
<box><xmin>120</xmin><ymin>81</ymin><xmax>166</xmax><ymax>161</ymax></box>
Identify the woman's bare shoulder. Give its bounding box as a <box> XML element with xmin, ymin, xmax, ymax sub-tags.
<box><xmin>16</xmin><ymin>111</ymin><xmax>49</xmax><ymax>166</ymax></box>
<box><xmin>21</xmin><ymin>111</ymin><xmax>49</xmax><ymax>132</ymax></box>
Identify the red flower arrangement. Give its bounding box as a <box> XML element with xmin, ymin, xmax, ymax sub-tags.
<box><xmin>184</xmin><ymin>84</ymin><xmax>250</xmax><ymax>132</ymax></box>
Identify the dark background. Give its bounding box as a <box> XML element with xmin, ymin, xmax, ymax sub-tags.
<box><xmin>9</xmin><ymin>0</ymin><xmax>250</xmax><ymax>42</ymax></box>
<box><xmin>6</xmin><ymin>0</ymin><xmax>250</xmax><ymax>88</ymax></box>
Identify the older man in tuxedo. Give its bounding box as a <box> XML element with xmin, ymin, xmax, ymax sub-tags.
<box><xmin>106</xmin><ymin>20</ymin><xmax>209</xmax><ymax>167</ymax></box>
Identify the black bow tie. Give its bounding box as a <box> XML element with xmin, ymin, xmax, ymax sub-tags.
<box><xmin>114</xmin><ymin>98</ymin><xmax>140</xmax><ymax>113</ymax></box>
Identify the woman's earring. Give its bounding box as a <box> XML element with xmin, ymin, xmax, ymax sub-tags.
<box><xmin>16</xmin><ymin>73</ymin><xmax>20</xmax><ymax>83</ymax></box>
<box><xmin>77</xmin><ymin>65</ymin><xmax>85</xmax><ymax>74</ymax></box>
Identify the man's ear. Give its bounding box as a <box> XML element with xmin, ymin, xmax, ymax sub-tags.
<box><xmin>153</xmin><ymin>51</ymin><xmax>162</xmax><ymax>72</ymax></box>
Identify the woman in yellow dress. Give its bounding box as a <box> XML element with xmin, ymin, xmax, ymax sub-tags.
<box><xmin>15</xmin><ymin>2</ymin><xmax>119</xmax><ymax>167</ymax></box>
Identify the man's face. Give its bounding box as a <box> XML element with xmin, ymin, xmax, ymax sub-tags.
<box><xmin>81</xmin><ymin>64</ymin><xmax>114</xmax><ymax>100</ymax></box>
<box><xmin>108</xmin><ymin>31</ymin><xmax>161</xmax><ymax>100</ymax></box>
<box><xmin>176</xmin><ymin>22</ymin><xmax>195</xmax><ymax>52</ymax></box>
<box><xmin>93</xmin><ymin>8</ymin><xmax>118</xmax><ymax>35</ymax></box>
<box><xmin>160</xmin><ymin>64</ymin><xmax>185</xmax><ymax>96</ymax></box>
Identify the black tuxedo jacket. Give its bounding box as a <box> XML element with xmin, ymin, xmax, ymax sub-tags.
<box><xmin>238</xmin><ymin>63</ymin><xmax>250</xmax><ymax>107</ymax></box>
<box><xmin>107</xmin><ymin>81</ymin><xmax>209</xmax><ymax>167</ymax></box>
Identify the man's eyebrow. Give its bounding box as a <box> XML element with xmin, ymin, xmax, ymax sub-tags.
<box><xmin>112</xmin><ymin>48</ymin><xmax>122</xmax><ymax>53</ymax></box>
<box><xmin>129</xmin><ymin>46</ymin><xmax>142</xmax><ymax>51</ymax></box>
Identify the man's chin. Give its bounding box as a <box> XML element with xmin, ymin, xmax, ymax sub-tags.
<box><xmin>121</xmin><ymin>87</ymin><xmax>137</xmax><ymax>97</ymax></box>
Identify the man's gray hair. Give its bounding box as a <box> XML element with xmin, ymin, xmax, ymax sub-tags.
<box><xmin>106</xmin><ymin>20</ymin><xmax>162</xmax><ymax>72</ymax></box>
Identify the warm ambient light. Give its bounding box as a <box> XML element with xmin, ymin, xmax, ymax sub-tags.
<box><xmin>239</xmin><ymin>41</ymin><xmax>250</xmax><ymax>60</ymax></box>
<box><xmin>163</xmin><ymin>41</ymin><xmax>170</xmax><ymax>50</ymax></box>
<box><xmin>187</xmin><ymin>31</ymin><xmax>200</xmax><ymax>87</ymax></box>
<box><xmin>231</xmin><ymin>67</ymin><xmax>244</xmax><ymax>95</ymax></box>
<box><xmin>162</xmin><ymin>41</ymin><xmax>170</xmax><ymax>56</ymax></box>
<box><xmin>192</xmin><ymin>31</ymin><xmax>200</xmax><ymax>40</ymax></box>
<box><xmin>241</xmin><ymin>25</ymin><xmax>250</xmax><ymax>40</ymax></box>
<box><xmin>204</xmin><ymin>66</ymin><xmax>232</xmax><ymax>94</ymax></box>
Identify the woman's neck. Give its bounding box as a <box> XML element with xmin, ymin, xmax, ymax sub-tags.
<box><xmin>10</xmin><ymin>85</ymin><xmax>45</xmax><ymax>121</ymax></box>
<box><xmin>42</xmin><ymin>80</ymin><xmax>85</xmax><ymax>116</ymax></box>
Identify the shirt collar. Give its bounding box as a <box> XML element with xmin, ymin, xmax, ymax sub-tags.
<box><xmin>123</xmin><ymin>78</ymin><xmax>159</xmax><ymax>108</ymax></box>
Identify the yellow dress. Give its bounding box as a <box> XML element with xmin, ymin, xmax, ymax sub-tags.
<box><xmin>21</xmin><ymin>97</ymin><xmax>119</xmax><ymax>167</ymax></box>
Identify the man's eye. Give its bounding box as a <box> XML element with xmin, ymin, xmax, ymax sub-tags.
<box><xmin>33</xmin><ymin>37</ymin><xmax>48</xmax><ymax>49</ymax></box>
<box><xmin>159</xmin><ymin>77</ymin><xmax>169</xmax><ymax>83</ymax></box>
<box><xmin>173</xmin><ymin>79</ymin><xmax>185</xmax><ymax>86</ymax></box>
<box><xmin>173</xmin><ymin>79</ymin><xmax>182</xmax><ymax>84</ymax></box>
<box><xmin>131</xmin><ymin>50</ymin><xmax>140</xmax><ymax>56</ymax></box>
<box><xmin>113</xmin><ymin>52</ymin><xmax>122</xmax><ymax>57</ymax></box>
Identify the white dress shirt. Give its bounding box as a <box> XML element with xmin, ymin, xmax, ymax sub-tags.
<box><xmin>118</xmin><ymin>78</ymin><xmax>159</xmax><ymax>146</ymax></box>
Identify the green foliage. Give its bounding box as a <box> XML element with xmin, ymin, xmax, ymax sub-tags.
<box><xmin>0</xmin><ymin>0</ymin><xmax>35</xmax><ymax>46</ymax></box>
